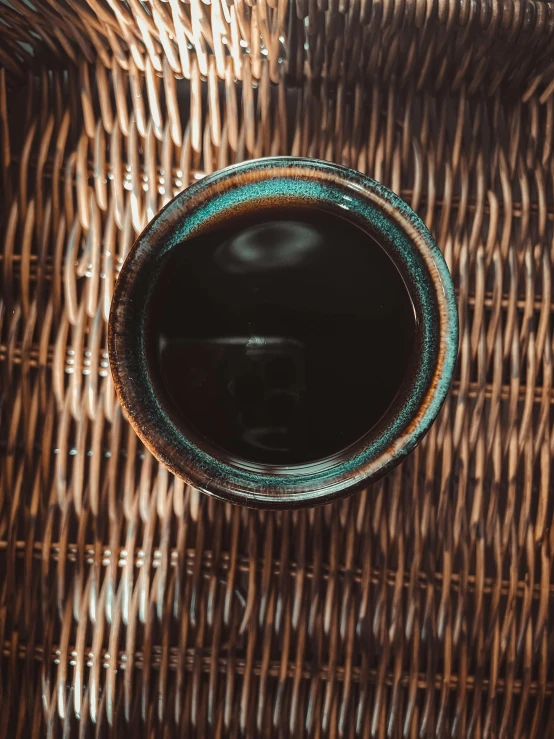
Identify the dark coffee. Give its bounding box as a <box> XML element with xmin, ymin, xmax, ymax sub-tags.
<box><xmin>146</xmin><ymin>206</ymin><xmax>416</xmax><ymax>466</ymax></box>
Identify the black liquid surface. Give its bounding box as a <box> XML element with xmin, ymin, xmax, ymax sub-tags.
<box><xmin>147</xmin><ymin>207</ymin><xmax>416</xmax><ymax>466</ymax></box>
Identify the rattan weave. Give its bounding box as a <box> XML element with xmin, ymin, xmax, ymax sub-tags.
<box><xmin>2</xmin><ymin>0</ymin><xmax>554</xmax><ymax>736</ymax></box>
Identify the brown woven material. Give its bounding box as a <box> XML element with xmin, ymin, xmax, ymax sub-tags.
<box><xmin>2</xmin><ymin>0</ymin><xmax>554</xmax><ymax>736</ymax></box>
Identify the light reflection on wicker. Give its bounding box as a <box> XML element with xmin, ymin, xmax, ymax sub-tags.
<box><xmin>1</xmin><ymin>0</ymin><xmax>554</xmax><ymax>735</ymax></box>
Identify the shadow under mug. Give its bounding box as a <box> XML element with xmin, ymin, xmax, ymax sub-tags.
<box><xmin>109</xmin><ymin>157</ymin><xmax>458</xmax><ymax>508</ymax></box>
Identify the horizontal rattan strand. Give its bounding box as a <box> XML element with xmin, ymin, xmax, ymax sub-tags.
<box><xmin>1</xmin><ymin>540</ymin><xmax>552</xmax><ymax>601</ymax></box>
<box><xmin>8</xmin><ymin>158</ymin><xmax>554</xmax><ymax>224</ymax></box>
<box><xmin>0</xmin><ymin>344</ymin><xmax>549</xmax><ymax>404</ymax></box>
<box><xmin>2</xmin><ymin>641</ymin><xmax>552</xmax><ymax>697</ymax></box>
<box><xmin>1</xmin><ymin>271</ymin><xmax>552</xmax><ymax>319</ymax></box>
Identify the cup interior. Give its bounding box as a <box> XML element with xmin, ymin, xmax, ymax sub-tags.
<box><xmin>144</xmin><ymin>202</ymin><xmax>420</xmax><ymax>471</ymax></box>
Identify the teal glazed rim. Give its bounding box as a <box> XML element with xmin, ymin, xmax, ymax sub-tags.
<box><xmin>109</xmin><ymin>157</ymin><xmax>458</xmax><ymax>508</ymax></box>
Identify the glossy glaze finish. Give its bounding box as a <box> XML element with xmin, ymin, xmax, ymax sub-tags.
<box><xmin>109</xmin><ymin>158</ymin><xmax>458</xmax><ymax>508</ymax></box>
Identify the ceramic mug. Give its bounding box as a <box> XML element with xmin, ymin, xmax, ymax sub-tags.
<box><xmin>109</xmin><ymin>157</ymin><xmax>458</xmax><ymax>508</ymax></box>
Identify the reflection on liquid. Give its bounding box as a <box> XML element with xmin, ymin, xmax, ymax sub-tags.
<box><xmin>214</xmin><ymin>221</ymin><xmax>321</xmax><ymax>274</ymax></box>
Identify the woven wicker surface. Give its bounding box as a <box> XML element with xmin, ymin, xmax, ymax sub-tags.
<box><xmin>2</xmin><ymin>0</ymin><xmax>554</xmax><ymax>736</ymax></box>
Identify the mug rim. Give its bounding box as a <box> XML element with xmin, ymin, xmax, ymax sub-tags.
<box><xmin>109</xmin><ymin>157</ymin><xmax>458</xmax><ymax>508</ymax></box>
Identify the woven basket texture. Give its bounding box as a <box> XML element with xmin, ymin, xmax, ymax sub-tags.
<box><xmin>2</xmin><ymin>0</ymin><xmax>554</xmax><ymax>736</ymax></box>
